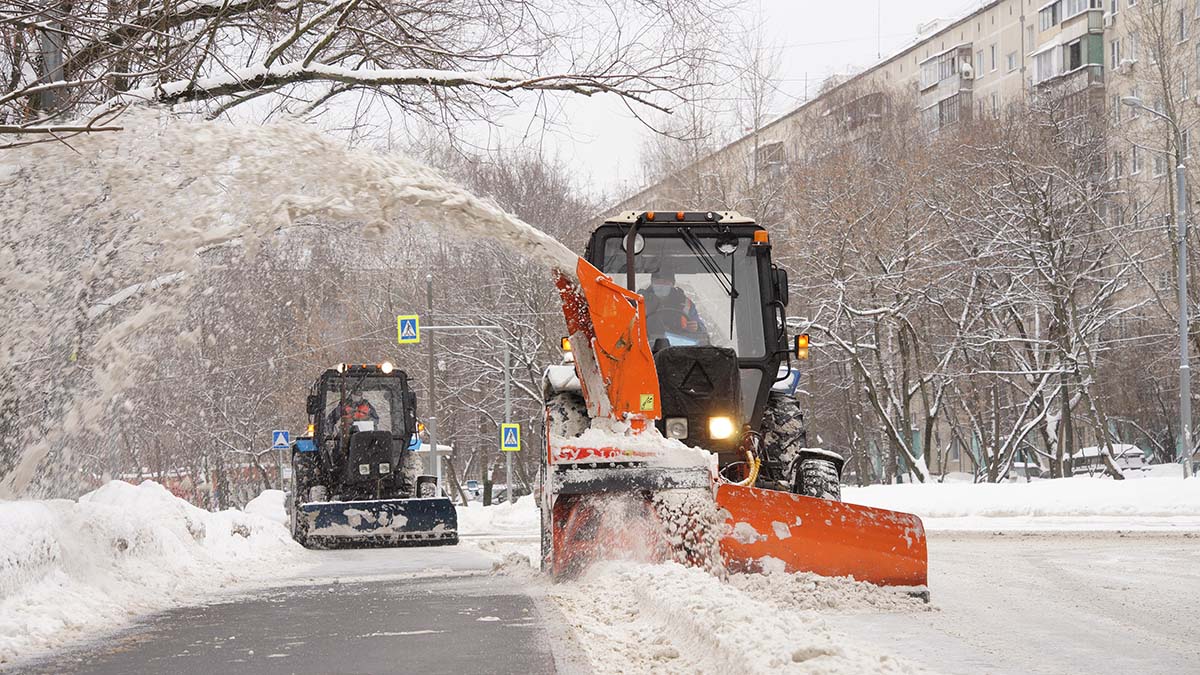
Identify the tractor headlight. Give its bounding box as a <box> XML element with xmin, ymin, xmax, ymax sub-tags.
<box><xmin>708</xmin><ymin>416</ymin><xmax>735</xmax><ymax>440</ymax></box>
<box><xmin>358</xmin><ymin>464</ymin><xmax>371</xmax><ymax>475</ymax></box>
<box><xmin>379</xmin><ymin>463</ymin><xmax>391</xmax><ymax>474</ymax></box>
<box><xmin>665</xmin><ymin>417</ymin><xmax>689</xmax><ymax>439</ymax></box>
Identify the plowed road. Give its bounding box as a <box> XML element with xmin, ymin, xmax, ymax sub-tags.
<box><xmin>13</xmin><ymin>532</ymin><xmax>1200</xmax><ymax>674</ymax></box>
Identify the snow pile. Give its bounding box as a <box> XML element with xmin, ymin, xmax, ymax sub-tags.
<box><xmin>243</xmin><ymin>489</ymin><xmax>288</xmax><ymax>526</ymax></box>
<box><xmin>548</xmin><ymin>561</ymin><xmax>927</xmax><ymax>674</ymax></box>
<box><xmin>0</xmin><ymin>481</ymin><xmax>299</xmax><ymax>663</ymax></box>
<box><xmin>456</xmin><ymin>495</ymin><xmax>540</xmax><ymax>536</ymax></box>
<box><xmin>728</xmin><ymin>567</ymin><xmax>927</xmax><ymax>613</ymax></box>
<box><xmin>845</xmin><ymin>476</ymin><xmax>1200</xmax><ymax>528</ymax></box>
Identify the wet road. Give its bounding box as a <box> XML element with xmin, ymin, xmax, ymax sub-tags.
<box><xmin>14</xmin><ymin>542</ymin><xmax>569</xmax><ymax>675</ymax></box>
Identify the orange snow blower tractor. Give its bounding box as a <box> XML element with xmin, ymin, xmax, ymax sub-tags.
<box><xmin>539</xmin><ymin>211</ymin><xmax>927</xmax><ymax>592</ymax></box>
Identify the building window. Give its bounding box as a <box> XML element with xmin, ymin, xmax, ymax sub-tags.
<box><xmin>991</xmin><ymin>44</ymin><xmax>997</xmax><ymax>70</ymax></box>
<box><xmin>1007</xmin><ymin>52</ymin><xmax>1018</xmax><ymax>72</ymax></box>
<box><xmin>1113</xmin><ymin>150</ymin><xmax>1125</xmax><ymax>178</ymax></box>
<box><xmin>1041</xmin><ymin>2</ymin><xmax>1061</xmax><ymax>31</ymax></box>
<box><xmin>976</xmin><ymin>49</ymin><xmax>985</xmax><ymax>79</ymax></box>
<box><xmin>1112</xmin><ymin>93</ymin><xmax>1122</xmax><ymax>121</ymax></box>
<box><xmin>1132</xmin><ymin>144</ymin><xmax>1142</xmax><ymax>174</ymax></box>
<box><xmin>1110</xmin><ymin>0</ymin><xmax>1118</xmax><ymax>14</ymax></box>
<box><xmin>1026</xmin><ymin>24</ymin><xmax>1035</xmax><ymax>49</ymax></box>
<box><xmin>1183</xmin><ymin>72</ymin><xmax>1191</xmax><ymax>97</ymax></box>
<box><xmin>1179</xmin><ymin>9</ymin><xmax>1188</xmax><ymax>42</ymax></box>
<box><xmin>1063</xmin><ymin>0</ymin><xmax>1100</xmax><ymax>20</ymax></box>
<box><xmin>992</xmin><ymin>92</ymin><xmax>999</xmax><ymax>117</ymax></box>
<box><xmin>1066</xmin><ymin>39</ymin><xmax>1083</xmax><ymax>71</ymax></box>
<box><xmin>1111</xmin><ymin>39</ymin><xmax>1121</xmax><ymax>68</ymax></box>
<box><xmin>1155</xmin><ymin>152</ymin><xmax>1167</xmax><ymax>177</ymax></box>
<box><xmin>1130</xmin><ymin>87</ymin><xmax>1141</xmax><ymax>117</ymax></box>
<box><xmin>1129</xmin><ymin>32</ymin><xmax>1139</xmax><ymax>61</ymax></box>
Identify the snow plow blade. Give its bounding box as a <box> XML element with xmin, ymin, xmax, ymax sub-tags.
<box><xmin>299</xmin><ymin>497</ymin><xmax>458</xmax><ymax>547</ymax></box>
<box><xmin>716</xmin><ymin>484</ymin><xmax>927</xmax><ymax>590</ymax></box>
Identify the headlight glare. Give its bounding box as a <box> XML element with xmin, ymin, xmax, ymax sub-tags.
<box><xmin>708</xmin><ymin>416</ymin><xmax>735</xmax><ymax>440</ymax></box>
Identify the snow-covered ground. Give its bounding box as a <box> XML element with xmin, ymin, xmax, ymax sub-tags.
<box><xmin>845</xmin><ymin>473</ymin><xmax>1200</xmax><ymax>531</ymax></box>
<box><xmin>7</xmin><ymin>476</ymin><xmax>1199</xmax><ymax>672</ymax></box>
<box><xmin>0</xmin><ymin>481</ymin><xmax>299</xmax><ymax>664</ymax></box>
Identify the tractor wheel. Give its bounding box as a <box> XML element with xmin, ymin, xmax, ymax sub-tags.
<box><xmin>760</xmin><ymin>391</ymin><xmax>809</xmax><ymax>488</ymax></box>
<box><xmin>290</xmin><ymin>451</ymin><xmax>318</xmax><ymax>546</ymax></box>
<box><xmin>794</xmin><ymin>456</ymin><xmax>842</xmax><ymax>502</ymax></box>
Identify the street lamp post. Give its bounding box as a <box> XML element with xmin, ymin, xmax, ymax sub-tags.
<box><xmin>1123</xmin><ymin>96</ymin><xmax>1192</xmax><ymax>477</ymax></box>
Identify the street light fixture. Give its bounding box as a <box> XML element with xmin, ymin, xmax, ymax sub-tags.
<box><xmin>1123</xmin><ymin>95</ymin><xmax>1193</xmax><ymax>477</ymax></box>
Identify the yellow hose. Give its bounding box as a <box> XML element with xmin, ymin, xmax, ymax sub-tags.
<box><xmin>726</xmin><ymin>429</ymin><xmax>760</xmax><ymax>487</ymax></box>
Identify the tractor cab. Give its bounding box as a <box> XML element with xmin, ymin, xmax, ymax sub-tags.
<box><xmin>301</xmin><ymin>363</ymin><xmax>422</xmax><ymax>502</ymax></box>
<box><xmin>584</xmin><ymin>211</ymin><xmax>792</xmax><ymax>458</ymax></box>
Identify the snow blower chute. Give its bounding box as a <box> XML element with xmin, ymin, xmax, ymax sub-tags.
<box><xmin>289</xmin><ymin>364</ymin><xmax>457</xmax><ymax>548</ymax></box>
<box><xmin>539</xmin><ymin>211</ymin><xmax>927</xmax><ymax>591</ymax></box>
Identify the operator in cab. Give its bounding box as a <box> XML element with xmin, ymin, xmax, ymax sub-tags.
<box><xmin>638</xmin><ymin>268</ymin><xmax>707</xmax><ymax>346</ymax></box>
<box><xmin>328</xmin><ymin>394</ymin><xmax>380</xmax><ymax>431</ymax></box>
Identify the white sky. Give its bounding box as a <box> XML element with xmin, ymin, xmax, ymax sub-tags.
<box><xmin>468</xmin><ymin>0</ymin><xmax>980</xmax><ymax>201</ymax></box>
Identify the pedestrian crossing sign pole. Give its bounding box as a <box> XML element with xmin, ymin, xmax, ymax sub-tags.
<box><xmin>271</xmin><ymin>430</ymin><xmax>290</xmax><ymax>492</ymax></box>
<box><xmin>397</xmin><ymin>315</ymin><xmax>420</xmax><ymax>344</ymax></box>
<box><xmin>500</xmin><ymin>423</ymin><xmax>520</xmax><ymax>452</ymax></box>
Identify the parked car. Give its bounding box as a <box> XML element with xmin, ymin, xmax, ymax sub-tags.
<box><xmin>464</xmin><ymin>479</ymin><xmax>482</xmax><ymax>501</ymax></box>
<box><xmin>1006</xmin><ymin>462</ymin><xmax>1044</xmax><ymax>481</ymax></box>
<box><xmin>1071</xmin><ymin>444</ymin><xmax>1146</xmax><ymax>476</ymax></box>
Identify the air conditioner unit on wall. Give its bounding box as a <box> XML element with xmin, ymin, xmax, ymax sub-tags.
<box><xmin>1103</xmin><ymin>14</ymin><xmax>1114</xmax><ymax>28</ymax></box>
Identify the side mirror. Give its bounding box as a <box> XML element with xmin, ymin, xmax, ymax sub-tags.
<box><xmin>794</xmin><ymin>334</ymin><xmax>810</xmax><ymax>360</ymax></box>
<box><xmin>404</xmin><ymin>391</ymin><xmax>419</xmax><ymax>435</ymax></box>
<box><xmin>306</xmin><ymin>394</ymin><xmax>319</xmax><ymax>415</ymax></box>
<box><xmin>773</xmin><ymin>267</ymin><xmax>789</xmax><ymax>306</ymax></box>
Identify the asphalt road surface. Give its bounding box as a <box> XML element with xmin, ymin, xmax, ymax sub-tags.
<box><xmin>13</xmin><ymin>531</ymin><xmax>1200</xmax><ymax>674</ymax></box>
<box><xmin>14</xmin><ymin>541</ymin><xmax>571</xmax><ymax>675</ymax></box>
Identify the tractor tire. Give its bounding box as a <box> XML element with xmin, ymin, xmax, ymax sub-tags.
<box><xmin>794</xmin><ymin>457</ymin><xmax>842</xmax><ymax>502</ymax></box>
<box><xmin>290</xmin><ymin>451</ymin><xmax>319</xmax><ymax>546</ymax></box>
<box><xmin>760</xmin><ymin>391</ymin><xmax>808</xmax><ymax>488</ymax></box>
<box><xmin>545</xmin><ymin>391</ymin><xmax>589</xmax><ymax>438</ymax></box>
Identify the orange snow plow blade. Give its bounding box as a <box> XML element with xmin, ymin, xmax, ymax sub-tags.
<box><xmin>716</xmin><ymin>483</ymin><xmax>928</xmax><ymax>589</ymax></box>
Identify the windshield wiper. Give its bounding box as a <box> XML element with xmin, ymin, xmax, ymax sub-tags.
<box><xmin>679</xmin><ymin>228</ymin><xmax>739</xmax><ymax>340</ymax></box>
<box><xmin>680</xmin><ymin>228</ymin><xmax>737</xmax><ymax>299</ymax></box>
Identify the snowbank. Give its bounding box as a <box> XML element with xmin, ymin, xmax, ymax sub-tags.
<box><xmin>244</xmin><ymin>489</ymin><xmax>288</xmax><ymax>526</ymax></box>
<box><xmin>0</xmin><ymin>481</ymin><xmax>299</xmax><ymax>663</ymax></box>
<box><xmin>548</xmin><ymin>561</ymin><xmax>926</xmax><ymax>674</ymax></box>
<box><xmin>456</xmin><ymin>495</ymin><xmax>539</xmax><ymax>536</ymax></box>
<box><xmin>845</xmin><ymin>476</ymin><xmax>1200</xmax><ymax>529</ymax></box>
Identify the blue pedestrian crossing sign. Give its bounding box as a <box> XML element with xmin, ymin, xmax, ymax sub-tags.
<box><xmin>500</xmin><ymin>423</ymin><xmax>520</xmax><ymax>452</ymax></box>
<box><xmin>397</xmin><ymin>315</ymin><xmax>420</xmax><ymax>344</ymax></box>
<box><xmin>271</xmin><ymin>430</ymin><xmax>291</xmax><ymax>449</ymax></box>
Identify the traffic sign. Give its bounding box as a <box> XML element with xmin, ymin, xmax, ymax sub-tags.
<box><xmin>397</xmin><ymin>315</ymin><xmax>420</xmax><ymax>344</ymax></box>
<box><xmin>271</xmin><ymin>430</ymin><xmax>291</xmax><ymax>449</ymax></box>
<box><xmin>500</xmin><ymin>423</ymin><xmax>520</xmax><ymax>452</ymax></box>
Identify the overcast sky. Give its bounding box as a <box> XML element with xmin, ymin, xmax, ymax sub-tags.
<box><xmin>468</xmin><ymin>0</ymin><xmax>981</xmax><ymax>201</ymax></box>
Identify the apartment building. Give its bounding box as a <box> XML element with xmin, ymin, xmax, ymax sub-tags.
<box><xmin>614</xmin><ymin>0</ymin><xmax>1168</xmax><ymax>215</ymax></box>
